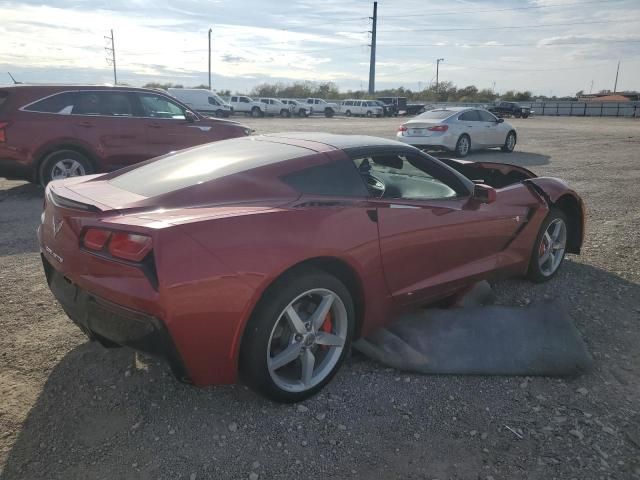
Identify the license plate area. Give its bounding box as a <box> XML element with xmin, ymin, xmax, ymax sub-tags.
<box><xmin>409</xmin><ymin>128</ymin><xmax>428</xmax><ymax>136</ymax></box>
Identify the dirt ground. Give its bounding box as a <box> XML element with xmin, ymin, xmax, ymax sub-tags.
<box><xmin>1</xmin><ymin>116</ymin><xmax>639</xmax><ymax>480</ymax></box>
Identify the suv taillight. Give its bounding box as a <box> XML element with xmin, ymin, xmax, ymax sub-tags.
<box><xmin>427</xmin><ymin>125</ymin><xmax>448</xmax><ymax>132</ymax></box>
<box><xmin>0</xmin><ymin>122</ymin><xmax>8</xmax><ymax>142</ymax></box>
<box><xmin>397</xmin><ymin>125</ymin><xmax>408</xmax><ymax>132</ymax></box>
<box><xmin>82</xmin><ymin>228</ymin><xmax>152</xmax><ymax>262</ymax></box>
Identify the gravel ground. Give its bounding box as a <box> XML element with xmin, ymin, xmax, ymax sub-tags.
<box><xmin>1</xmin><ymin>116</ymin><xmax>639</xmax><ymax>480</ymax></box>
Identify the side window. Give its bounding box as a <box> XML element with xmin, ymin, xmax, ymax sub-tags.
<box><xmin>477</xmin><ymin>110</ymin><xmax>497</xmax><ymax>122</ymax></box>
<box><xmin>23</xmin><ymin>92</ymin><xmax>76</xmax><ymax>114</ymax></box>
<box><xmin>99</xmin><ymin>93</ymin><xmax>133</xmax><ymax>116</ymax></box>
<box><xmin>307</xmin><ymin>99</ymin><xmax>313</xmax><ymax>104</ymax></box>
<box><xmin>241</xmin><ymin>97</ymin><xmax>250</xmax><ymax>103</ymax></box>
<box><xmin>208</xmin><ymin>97</ymin><xmax>218</xmax><ymax>105</ymax></box>
<box><xmin>280</xmin><ymin>160</ymin><xmax>369</xmax><ymax>197</ymax></box>
<box><xmin>352</xmin><ymin>153</ymin><xmax>459</xmax><ymax>200</ymax></box>
<box><xmin>459</xmin><ymin>110</ymin><xmax>481</xmax><ymax>121</ymax></box>
<box><xmin>231</xmin><ymin>96</ymin><xmax>238</xmax><ymax>102</ymax></box>
<box><xmin>136</xmin><ymin>94</ymin><xmax>185</xmax><ymax>119</ymax></box>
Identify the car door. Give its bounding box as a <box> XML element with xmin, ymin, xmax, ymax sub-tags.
<box><xmin>71</xmin><ymin>90</ymin><xmax>148</xmax><ymax>169</ymax></box>
<box><xmin>132</xmin><ymin>92</ymin><xmax>212</xmax><ymax>157</ymax></box>
<box><xmin>351</xmin><ymin>149</ymin><xmax>528</xmax><ymax>305</ymax></box>
<box><xmin>477</xmin><ymin>109</ymin><xmax>505</xmax><ymax>145</ymax></box>
<box><xmin>457</xmin><ymin>110</ymin><xmax>487</xmax><ymax>146</ymax></box>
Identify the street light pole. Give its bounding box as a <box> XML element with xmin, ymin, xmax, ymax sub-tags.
<box><xmin>208</xmin><ymin>28</ymin><xmax>212</xmax><ymax>90</ymax></box>
<box><xmin>436</xmin><ymin>58</ymin><xmax>444</xmax><ymax>93</ymax></box>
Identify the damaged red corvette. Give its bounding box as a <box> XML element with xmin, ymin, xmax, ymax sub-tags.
<box><xmin>38</xmin><ymin>133</ymin><xmax>584</xmax><ymax>402</ymax></box>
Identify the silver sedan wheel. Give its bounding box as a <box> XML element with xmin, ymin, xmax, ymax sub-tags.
<box><xmin>458</xmin><ymin>136</ymin><xmax>470</xmax><ymax>155</ymax></box>
<box><xmin>267</xmin><ymin>288</ymin><xmax>348</xmax><ymax>393</ymax></box>
<box><xmin>506</xmin><ymin>132</ymin><xmax>516</xmax><ymax>151</ymax></box>
<box><xmin>538</xmin><ymin>218</ymin><xmax>567</xmax><ymax>276</ymax></box>
<box><xmin>50</xmin><ymin>159</ymin><xmax>86</xmax><ymax>180</ymax></box>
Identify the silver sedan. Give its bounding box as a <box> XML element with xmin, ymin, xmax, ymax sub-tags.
<box><xmin>396</xmin><ymin>107</ymin><xmax>517</xmax><ymax>157</ymax></box>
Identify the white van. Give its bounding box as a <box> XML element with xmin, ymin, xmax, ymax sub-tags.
<box><xmin>167</xmin><ymin>88</ymin><xmax>232</xmax><ymax>118</ymax></box>
<box><xmin>340</xmin><ymin>99</ymin><xmax>383</xmax><ymax>117</ymax></box>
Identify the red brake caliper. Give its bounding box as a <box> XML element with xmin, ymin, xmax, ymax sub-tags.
<box><xmin>319</xmin><ymin>311</ymin><xmax>333</xmax><ymax>348</ymax></box>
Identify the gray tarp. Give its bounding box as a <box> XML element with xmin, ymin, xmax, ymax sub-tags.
<box><xmin>353</xmin><ymin>283</ymin><xmax>592</xmax><ymax>377</ymax></box>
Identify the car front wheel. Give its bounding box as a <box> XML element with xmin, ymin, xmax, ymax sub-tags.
<box><xmin>527</xmin><ymin>209</ymin><xmax>568</xmax><ymax>282</ymax></box>
<box><xmin>240</xmin><ymin>269</ymin><xmax>354</xmax><ymax>403</ymax></box>
<box><xmin>501</xmin><ymin>131</ymin><xmax>516</xmax><ymax>152</ymax></box>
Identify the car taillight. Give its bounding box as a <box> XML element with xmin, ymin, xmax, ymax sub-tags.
<box><xmin>83</xmin><ymin>228</ymin><xmax>111</xmax><ymax>251</ymax></box>
<box><xmin>108</xmin><ymin>232</ymin><xmax>152</xmax><ymax>262</ymax></box>
<box><xmin>427</xmin><ymin>125</ymin><xmax>448</xmax><ymax>132</ymax></box>
<box><xmin>397</xmin><ymin>125</ymin><xmax>408</xmax><ymax>132</ymax></box>
<box><xmin>82</xmin><ymin>228</ymin><xmax>152</xmax><ymax>262</ymax></box>
<box><xmin>0</xmin><ymin>122</ymin><xmax>8</xmax><ymax>142</ymax></box>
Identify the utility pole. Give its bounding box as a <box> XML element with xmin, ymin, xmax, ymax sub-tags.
<box><xmin>368</xmin><ymin>1</ymin><xmax>377</xmax><ymax>95</ymax></box>
<box><xmin>613</xmin><ymin>60</ymin><xmax>620</xmax><ymax>93</ymax></box>
<box><xmin>589</xmin><ymin>79</ymin><xmax>594</xmax><ymax>94</ymax></box>
<box><xmin>208</xmin><ymin>28</ymin><xmax>212</xmax><ymax>90</ymax></box>
<box><xmin>104</xmin><ymin>30</ymin><xmax>117</xmax><ymax>85</ymax></box>
<box><xmin>436</xmin><ymin>58</ymin><xmax>444</xmax><ymax>93</ymax></box>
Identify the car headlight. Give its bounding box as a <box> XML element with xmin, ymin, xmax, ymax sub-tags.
<box><xmin>244</xmin><ymin>128</ymin><xmax>254</xmax><ymax>136</ymax></box>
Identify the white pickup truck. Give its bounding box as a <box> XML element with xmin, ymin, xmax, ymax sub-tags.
<box><xmin>305</xmin><ymin>98</ymin><xmax>338</xmax><ymax>117</ymax></box>
<box><xmin>229</xmin><ymin>95</ymin><xmax>266</xmax><ymax>117</ymax></box>
<box><xmin>281</xmin><ymin>99</ymin><xmax>309</xmax><ymax>117</ymax></box>
<box><xmin>259</xmin><ymin>98</ymin><xmax>294</xmax><ymax>117</ymax></box>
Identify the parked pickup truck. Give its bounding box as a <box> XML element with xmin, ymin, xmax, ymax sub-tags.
<box><xmin>281</xmin><ymin>99</ymin><xmax>309</xmax><ymax>117</ymax></box>
<box><xmin>259</xmin><ymin>98</ymin><xmax>294</xmax><ymax>117</ymax></box>
<box><xmin>229</xmin><ymin>95</ymin><xmax>266</xmax><ymax>117</ymax></box>
<box><xmin>305</xmin><ymin>98</ymin><xmax>338</xmax><ymax>117</ymax></box>
<box><xmin>487</xmin><ymin>101</ymin><xmax>533</xmax><ymax>119</ymax></box>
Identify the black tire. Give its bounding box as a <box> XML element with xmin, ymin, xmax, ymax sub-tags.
<box><xmin>280</xmin><ymin>109</ymin><xmax>288</xmax><ymax>118</ymax></box>
<box><xmin>39</xmin><ymin>149</ymin><xmax>94</xmax><ymax>186</ymax></box>
<box><xmin>501</xmin><ymin>131</ymin><xmax>517</xmax><ymax>153</ymax></box>
<box><xmin>366</xmin><ymin>111</ymin><xmax>372</xmax><ymax>118</ymax></box>
<box><xmin>527</xmin><ymin>208</ymin><xmax>569</xmax><ymax>283</ymax></box>
<box><xmin>324</xmin><ymin>108</ymin><xmax>334</xmax><ymax>118</ymax></box>
<box><xmin>345</xmin><ymin>110</ymin><xmax>351</xmax><ymax>117</ymax></box>
<box><xmin>298</xmin><ymin>109</ymin><xmax>307</xmax><ymax>117</ymax></box>
<box><xmin>523</xmin><ymin>113</ymin><xmax>530</xmax><ymax>119</ymax></box>
<box><xmin>251</xmin><ymin>107</ymin><xmax>262</xmax><ymax>118</ymax></box>
<box><xmin>514</xmin><ymin>112</ymin><xmax>522</xmax><ymax>118</ymax></box>
<box><xmin>240</xmin><ymin>268</ymin><xmax>355</xmax><ymax>403</ymax></box>
<box><xmin>215</xmin><ymin>109</ymin><xmax>224</xmax><ymax>117</ymax></box>
<box><xmin>454</xmin><ymin>134</ymin><xmax>471</xmax><ymax>158</ymax></box>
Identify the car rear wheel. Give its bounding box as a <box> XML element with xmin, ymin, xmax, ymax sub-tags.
<box><xmin>454</xmin><ymin>134</ymin><xmax>471</xmax><ymax>158</ymax></box>
<box><xmin>345</xmin><ymin>110</ymin><xmax>351</xmax><ymax>117</ymax></box>
<box><xmin>251</xmin><ymin>107</ymin><xmax>262</xmax><ymax>118</ymax></box>
<box><xmin>527</xmin><ymin>209</ymin><xmax>568</xmax><ymax>282</ymax></box>
<box><xmin>240</xmin><ymin>269</ymin><xmax>354</xmax><ymax>403</ymax></box>
<box><xmin>366</xmin><ymin>111</ymin><xmax>372</xmax><ymax>117</ymax></box>
<box><xmin>324</xmin><ymin>108</ymin><xmax>334</xmax><ymax>118</ymax></box>
<box><xmin>501</xmin><ymin>131</ymin><xmax>517</xmax><ymax>152</ymax></box>
<box><xmin>40</xmin><ymin>150</ymin><xmax>94</xmax><ymax>186</ymax></box>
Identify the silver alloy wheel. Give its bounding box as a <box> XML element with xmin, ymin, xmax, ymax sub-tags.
<box><xmin>458</xmin><ymin>136</ymin><xmax>470</xmax><ymax>155</ymax></box>
<box><xmin>538</xmin><ymin>218</ymin><xmax>567</xmax><ymax>276</ymax></box>
<box><xmin>506</xmin><ymin>132</ymin><xmax>516</xmax><ymax>151</ymax></box>
<box><xmin>267</xmin><ymin>288</ymin><xmax>348</xmax><ymax>393</ymax></box>
<box><xmin>50</xmin><ymin>159</ymin><xmax>86</xmax><ymax>180</ymax></box>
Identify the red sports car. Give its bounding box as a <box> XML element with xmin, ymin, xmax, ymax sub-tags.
<box><xmin>39</xmin><ymin>133</ymin><xmax>584</xmax><ymax>402</ymax></box>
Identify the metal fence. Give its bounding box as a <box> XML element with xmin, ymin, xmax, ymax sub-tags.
<box><xmin>429</xmin><ymin>101</ymin><xmax>640</xmax><ymax>118</ymax></box>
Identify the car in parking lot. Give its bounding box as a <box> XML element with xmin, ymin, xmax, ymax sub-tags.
<box><xmin>39</xmin><ymin>132</ymin><xmax>584</xmax><ymax>402</ymax></box>
<box><xmin>281</xmin><ymin>99</ymin><xmax>309</xmax><ymax>117</ymax></box>
<box><xmin>259</xmin><ymin>98</ymin><xmax>294</xmax><ymax>117</ymax></box>
<box><xmin>0</xmin><ymin>85</ymin><xmax>251</xmax><ymax>184</ymax></box>
<box><xmin>305</xmin><ymin>98</ymin><xmax>338</xmax><ymax>117</ymax></box>
<box><xmin>229</xmin><ymin>95</ymin><xmax>266</xmax><ymax>117</ymax></box>
<box><xmin>340</xmin><ymin>100</ymin><xmax>383</xmax><ymax>117</ymax></box>
<box><xmin>397</xmin><ymin>107</ymin><xmax>517</xmax><ymax>157</ymax></box>
<box><xmin>487</xmin><ymin>101</ymin><xmax>533</xmax><ymax>119</ymax></box>
<box><xmin>167</xmin><ymin>88</ymin><xmax>232</xmax><ymax>118</ymax></box>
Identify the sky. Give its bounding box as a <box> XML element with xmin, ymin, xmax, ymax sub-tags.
<box><xmin>0</xmin><ymin>0</ymin><xmax>639</xmax><ymax>96</ymax></box>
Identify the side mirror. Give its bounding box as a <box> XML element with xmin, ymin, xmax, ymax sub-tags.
<box><xmin>473</xmin><ymin>183</ymin><xmax>497</xmax><ymax>204</ymax></box>
<box><xmin>185</xmin><ymin>110</ymin><xmax>197</xmax><ymax>123</ymax></box>
<box><xmin>496</xmin><ymin>118</ymin><xmax>504</xmax><ymax>123</ymax></box>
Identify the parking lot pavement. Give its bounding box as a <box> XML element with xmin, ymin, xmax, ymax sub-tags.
<box><xmin>1</xmin><ymin>117</ymin><xmax>639</xmax><ymax>479</ymax></box>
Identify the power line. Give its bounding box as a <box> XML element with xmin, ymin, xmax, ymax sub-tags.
<box><xmin>377</xmin><ymin>39</ymin><xmax>640</xmax><ymax>49</ymax></box>
<box><xmin>378</xmin><ymin>18</ymin><xmax>638</xmax><ymax>33</ymax></box>
<box><xmin>104</xmin><ymin>29</ymin><xmax>116</xmax><ymax>84</ymax></box>
<box><xmin>380</xmin><ymin>0</ymin><xmax>630</xmax><ymax>18</ymax></box>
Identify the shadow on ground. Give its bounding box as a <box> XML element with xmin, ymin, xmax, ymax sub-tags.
<box><xmin>464</xmin><ymin>150</ymin><xmax>551</xmax><ymax>167</ymax></box>
<box><xmin>2</xmin><ymin>261</ymin><xmax>639</xmax><ymax>480</ymax></box>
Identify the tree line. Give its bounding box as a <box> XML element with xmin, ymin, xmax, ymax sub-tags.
<box><xmin>143</xmin><ymin>80</ymin><xmax>540</xmax><ymax>102</ymax></box>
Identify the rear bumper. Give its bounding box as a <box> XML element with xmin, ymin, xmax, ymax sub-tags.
<box><xmin>42</xmin><ymin>254</ymin><xmax>190</xmax><ymax>383</ymax></box>
<box><xmin>396</xmin><ymin>134</ymin><xmax>455</xmax><ymax>151</ymax></box>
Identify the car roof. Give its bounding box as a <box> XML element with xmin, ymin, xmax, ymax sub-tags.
<box><xmin>0</xmin><ymin>84</ymin><xmax>170</xmax><ymax>94</ymax></box>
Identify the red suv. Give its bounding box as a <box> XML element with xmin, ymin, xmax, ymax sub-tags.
<box><xmin>0</xmin><ymin>85</ymin><xmax>252</xmax><ymax>184</ymax></box>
